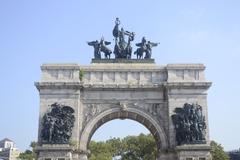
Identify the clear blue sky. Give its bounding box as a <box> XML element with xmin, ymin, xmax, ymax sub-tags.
<box><xmin>0</xmin><ymin>0</ymin><xmax>239</xmax><ymax>151</ymax></box>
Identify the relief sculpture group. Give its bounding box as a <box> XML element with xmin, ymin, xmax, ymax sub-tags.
<box><xmin>41</xmin><ymin>103</ymin><xmax>75</xmax><ymax>144</ymax></box>
<box><xmin>172</xmin><ymin>103</ymin><xmax>207</xmax><ymax>145</ymax></box>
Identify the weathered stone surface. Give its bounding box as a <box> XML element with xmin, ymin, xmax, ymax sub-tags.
<box><xmin>35</xmin><ymin>144</ymin><xmax>74</xmax><ymax>160</ymax></box>
<box><xmin>176</xmin><ymin>145</ymin><xmax>212</xmax><ymax>160</ymax></box>
<box><xmin>35</xmin><ymin>62</ymin><xmax>212</xmax><ymax>160</ymax></box>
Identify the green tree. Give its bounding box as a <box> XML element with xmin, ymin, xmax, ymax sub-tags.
<box><xmin>30</xmin><ymin>141</ymin><xmax>37</xmax><ymax>149</ymax></box>
<box><xmin>106</xmin><ymin>137</ymin><xmax>123</xmax><ymax>157</ymax></box>
<box><xmin>88</xmin><ymin>134</ymin><xmax>157</xmax><ymax>160</ymax></box>
<box><xmin>210</xmin><ymin>141</ymin><xmax>230</xmax><ymax>160</ymax></box>
<box><xmin>19</xmin><ymin>150</ymin><xmax>35</xmax><ymax>160</ymax></box>
<box><xmin>89</xmin><ymin>141</ymin><xmax>112</xmax><ymax>160</ymax></box>
<box><xmin>18</xmin><ymin>141</ymin><xmax>37</xmax><ymax>160</ymax></box>
<box><xmin>122</xmin><ymin>134</ymin><xmax>157</xmax><ymax>160</ymax></box>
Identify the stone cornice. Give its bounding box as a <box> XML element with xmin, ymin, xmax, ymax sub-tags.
<box><xmin>35</xmin><ymin>81</ymin><xmax>211</xmax><ymax>91</ymax></box>
<box><xmin>35</xmin><ymin>144</ymin><xmax>74</xmax><ymax>152</ymax></box>
<box><xmin>40</xmin><ymin>63</ymin><xmax>205</xmax><ymax>69</ymax></box>
<box><xmin>41</xmin><ymin>63</ymin><xmax>79</xmax><ymax>70</ymax></box>
<box><xmin>91</xmin><ymin>58</ymin><xmax>155</xmax><ymax>63</ymax></box>
<box><xmin>166</xmin><ymin>64</ymin><xmax>206</xmax><ymax>70</ymax></box>
<box><xmin>35</xmin><ymin>81</ymin><xmax>165</xmax><ymax>90</ymax></box>
<box><xmin>165</xmin><ymin>82</ymin><xmax>212</xmax><ymax>90</ymax></box>
<box><xmin>176</xmin><ymin>144</ymin><xmax>211</xmax><ymax>151</ymax></box>
<box><xmin>35</xmin><ymin>82</ymin><xmax>82</xmax><ymax>90</ymax></box>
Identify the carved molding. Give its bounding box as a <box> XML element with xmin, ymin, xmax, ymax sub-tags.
<box><xmin>132</xmin><ymin>102</ymin><xmax>166</xmax><ymax>124</ymax></box>
<box><xmin>80</xmin><ymin>101</ymin><xmax>170</xmax><ymax>140</ymax></box>
<box><xmin>84</xmin><ymin>104</ymin><xmax>102</xmax><ymax>123</ymax></box>
<box><xmin>82</xmin><ymin>101</ymin><xmax>166</xmax><ymax>127</ymax></box>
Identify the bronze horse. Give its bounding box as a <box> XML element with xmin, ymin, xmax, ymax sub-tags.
<box><xmin>99</xmin><ymin>38</ymin><xmax>112</xmax><ymax>59</ymax></box>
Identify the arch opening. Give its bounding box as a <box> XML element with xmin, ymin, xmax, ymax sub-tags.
<box><xmin>91</xmin><ymin>119</ymin><xmax>150</xmax><ymax>142</ymax></box>
<box><xmin>89</xmin><ymin>119</ymin><xmax>157</xmax><ymax>160</ymax></box>
<box><xmin>80</xmin><ymin>107</ymin><xmax>168</xmax><ymax>154</ymax></box>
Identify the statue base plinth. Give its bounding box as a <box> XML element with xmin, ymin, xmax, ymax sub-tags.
<box><xmin>176</xmin><ymin>144</ymin><xmax>212</xmax><ymax>160</ymax></box>
<box><xmin>91</xmin><ymin>58</ymin><xmax>155</xmax><ymax>63</ymax></box>
<box><xmin>35</xmin><ymin>144</ymin><xmax>78</xmax><ymax>160</ymax></box>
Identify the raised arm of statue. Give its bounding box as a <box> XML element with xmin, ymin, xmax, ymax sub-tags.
<box><xmin>149</xmin><ymin>42</ymin><xmax>160</xmax><ymax>47</ymax></box>
<box><xmin>104</xmin><ymin>41</ymin><xmax>111</xmax><ymax>45</ymax></box>
<box><xmin>87</xmin><ymin>41</ymin><xmax>98</xmax><ymax>46</ymax></box>
<box><xmin>87</xmin><ymin>40</ymin><xmax>101</xmax><ymax>59</ymax></box>
<box><xmin>135</xmin><ymin>43</ymin><xmax>142</xmax><ymax>47</ymax></box>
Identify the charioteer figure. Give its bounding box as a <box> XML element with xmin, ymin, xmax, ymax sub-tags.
<box><xmin>112</xmin><ymin>18</ymin><xmax>135</xmax><ymax>59</ymax></box>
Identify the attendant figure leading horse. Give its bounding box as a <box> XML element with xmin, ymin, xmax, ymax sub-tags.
<box><xmin>134</xmin><ymin>37</ymin><xmax>159</xmax><ymax>59</ymax></box>
<box><xmin>99</xmin><ymin>37</ymin><xmax>112</xmax><ymax>59</ymax></box>
<box><xmin>87</xmin><ymin>37</ymin><xmax>112</xmax><ymax>59</ymax></box>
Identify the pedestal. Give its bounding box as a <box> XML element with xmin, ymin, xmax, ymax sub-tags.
<box><xmin>35</xmin><ymin>144</ymin><xmax>75</xmax><ymax>160</ymax></box>
<box><xmin>176</xmin><ymin>145</ymin><xmax>212</xmax><ymax>160</ymax></box>
<box><xmin>157</xmin><ymin>151</ymin><xmax>178</xmax><ymax>160</ymax></box>
<box><xmin>91</xmin><ymin>58</ymin><xmax>155</xmax><ymax>63</ymax></box>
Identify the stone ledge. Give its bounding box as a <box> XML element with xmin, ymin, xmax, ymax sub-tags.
<box><xmin>35</xmin><ymin>81</ymin><xmax>212</xmax><ymax>91</ymax></box>
<box><xmin>176</xmin><ymin>144</ymin><xmax>211</xmax><ymax>151</ymax></box>
<box><xmin>35</xmin><ymin>82</ymin><xmax>82</xmax><ymax>90</ymax></box>
<box><xmin>83</xmin><ymin>83</ymin><xmax>164</xmax><ymax>88</ymax></box>
<box><xmin>91</xmin><ymin>58</ymin><xmax>155</xmax><ymax>63</ymax></box>
<box><xmin>41</xmin><ymin>63</ymin><xmax>79</xmax><ymax>70</ymax></box>
<box><xmin>35</xmin><ymin>81</ymin><xmax>167</xmax><ymax>90</ymax></box>
<box><xmin>166</xmin><ymin>64</ymin><xmax>206</xmax><ymax>70</ymax></box>
<box><xmin>165</xmin><ymin>82</ymin><xmax>212</xmax><ymax>89</ymax></box>
<box><xmin>35</xmin><ymin>144</ymin><xmax>73</xmax><ymax>152</ymax></box>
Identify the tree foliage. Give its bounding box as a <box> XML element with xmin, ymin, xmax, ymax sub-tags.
<box><xmin>210</xmin><ymin>141</ymin><xmax>230</xmax><ymax>160</ymax></box>
<box><xmin>19</xmin><ymin>150</ymin><xmax>35</xmax><ymax>160</ymax></box>
<box><xmin>18</xmin><ymin>141</ymin><xmax>36</xmax><ymax>160</ymax></box>
<box><xmin>89</xmin><ymin>133</ymin><xmax>157</xmax><ymax>160</ymax></box>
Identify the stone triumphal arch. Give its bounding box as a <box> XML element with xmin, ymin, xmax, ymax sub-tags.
<box><xmin>35</xmin><ymin>18</ymin><xmax>212</xmax><ymax>160</ymax></box>
<box><xmin>35</xmin><ymin>60</ymin><xmax>212</xmax><ymax>160</ymax></box>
